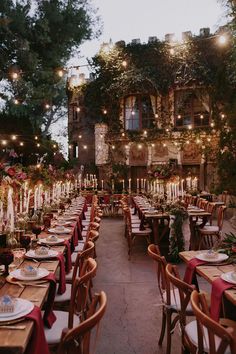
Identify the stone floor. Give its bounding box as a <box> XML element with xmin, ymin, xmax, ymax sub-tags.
<box><xmin>93</xmin><ymin>216</ymin><xmax>235</xmax><ymax>354</ymax></box>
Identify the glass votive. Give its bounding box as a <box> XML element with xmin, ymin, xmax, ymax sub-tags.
<box><xmin>12</xmin><ymin>248</ymin><xmax>26</xmax><ymax>266</ymax></box>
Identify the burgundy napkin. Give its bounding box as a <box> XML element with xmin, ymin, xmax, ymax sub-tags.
<box><xmin>25</xmin><ymin>306</ymin><xmax>50</xmax><ymax>354</ymax></box>
<box><xmin>42</xmin><ymin>273</ymin><xmax>57</xmax><ymax>328</ymax></box>
<box><xmin>210</xmin><ymin>278</ymin><xmax>234</xmax><ymax>321</ymax></box>
<box><xmin>183</xmin><ymin>258</ymin><xmax>206</xmax><ymax>284</ymax></box>
<box><xmin>64</xmin><ymin>239</ymin><xmax>72</xmax><ymax>273</ymax></box>
<box><xmin>57</xmin><ymin>253</ymin><xmax>66</xmax><ymax>295</ymax></box>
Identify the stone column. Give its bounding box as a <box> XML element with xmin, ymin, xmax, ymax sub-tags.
<box><xmin>94</xmin><ymin>123</ymin><xmax>109</xmax><ymax>166</ymax></box>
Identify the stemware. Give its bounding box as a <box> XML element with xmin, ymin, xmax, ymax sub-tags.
<box><xmin>0</xmin><ymin>251</ymin><xmax>14</xmax><ymax>275</ymax></box>
<box><xmin>12</xmin><ymin>248</ymin><xmax>26</xmax><ymax>266</ymax></box>
<box><xmin>31</xmin><ymin>225</ymin><xmax>42</xmax><ymax>240</ymax></box>
<box><xmin>20</xmin><ymin>235</ymin><xmax>31</xmax><ymax>250</ymax></box>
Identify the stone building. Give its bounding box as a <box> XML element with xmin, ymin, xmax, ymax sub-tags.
<box><xmin>68</xmin><ymin>32</ymin><xmax>222</xmax><ymax>191</ymax></box>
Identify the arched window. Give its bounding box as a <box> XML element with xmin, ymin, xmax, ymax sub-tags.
<box><xmin>175</xmin><ymin>90</ymin><xmax>210</xmax><ymax>128</ymax></box>
<box><xmin>124</xmin><ymin>94</ymin><xmax>156</xmax><ymax>131</ymax></box>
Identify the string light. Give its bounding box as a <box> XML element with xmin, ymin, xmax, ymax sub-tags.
<box><xmin>143</xmin><ymin>130</ymin><xmax>147</xmax><ymax>136</ymax></box>
<box><xmin>163</xmin><ymin>143</ymin><xmax>167</xmax><ymax>147</ymax></box>
<box><xmin>78</xmin><ymin>135</ymin><xmax>82</xmax><ymax>139</ymax></box>
<box><xmin>122</xmin><ymin>60</ymin><xmax>127</xmax><ymax>68</ymax></box>
<box><xmin>151</xmin><ymin>143</ymin><xmax>155</xmax><ymax>147</ymax></box>
<box><xmin>155</xmin><ymin>113</ymin><xmax>159</xmax><ymax>118</ymax></box>
<box><xmin>53</xmin><ymin>144</ymin><xmax>57</xmax><ymax>148</ymax></box>
<box><xmin>37</xmin><ymin>143</ymin><xmax>40</xmax><ymax>147</ymax></box>
<box><xmin>138</xmin><ymin>144</ymin><xmax>142</xmax><ymax>149</ymax></box>
<box><xmin>131</xmin><ymin>111</ymin><xmax>135</xmax><ymax>116</ymax></box>
<box><xmin>218</xmin><ymin>34</ymin><xmax>227</xmax><ymax>45</ymax></box>
<box><xmin>210</xmin><ymin>122</ymin><xmax>215</xmax><ymax>127</ymax></box>
<box><xmin>76</xmin><ymin>107</ymin><xmax>81</xmax><ymax>112</ymax></box>
<box><xmin>57</xmin><ymin>69</ymin><xmax>64</xmax><ymax>78</ymax></box>
<box><xmin>188</xmin><ymin>125</ymin><xmax>192</xmax><ymax>130</ymax></box>
<box><xmin>103</xmin><ymin>109</ymin><xmax>107</xmax><ymax>115</ymax></box>
<box><xmin>11</xmin><ymin>72</ymin><xmax>19</xmax><ymax>80</ymax></box>
<box><xmin>177</xmin><ymin>114</ymin><xmax>181</xmax><ymax>119</ymax></box>
<box><xmin>19</xmin><ymin>142</ymin><xmax>24</xmax><ymax>146</ymax></box>
<box><xmin>14</xmin><ymin>99</ymin><xmax>19</xmax><ymax>105</ymax></box>
<box><xmin>200</xmin><ymin>114</ymin><xmax>204</xmax><ymax>119</ymax></box>
<box><xmin>121</xmin><ymin>132</ymin><xmax>125</xmax><ymax>137</ymax></box>
<box><xmin>45</xmin><ymin>103</ymin><xmax>50</xmax><ymax>110</ymax></box>
<box><xmin>68</xmin><ymin>145</ymin><xmax>72</xmax><ymax>150</ymax></box>
<box><xmin>11</xmin><ymin>135</ymin><xmax>17</xmax><ymax>140</ymax></box>
<box><xmin>169</xmin><ymin>48</ymin><xmax>175</xmax><ymax>55</ymax></box>
<box><xmin>35</xmin><ymin>136</ymin><xmax>38</xmax><ymax>140</ymax></box>
<box><xmin>83</xmin><ymin>145</ymin><xmax>87</xmax><ymax>149</ymax></box>
<box><xmin>2</xmin><ymin>140</ymin><xmax>7</xmax><ymax>146</ymax></box>
<box><xmin>111</xmin><ymin>145</ymin><xmax>115</xmax><ymax>149</ymax></box>
<box><xmin>221</xmin><ymin>113</ymin><xmax>225</xmax><ymax>119</ymax></box>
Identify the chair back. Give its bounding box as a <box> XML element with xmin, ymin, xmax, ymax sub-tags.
<box><xmin>58</xmin><ymin>291</ymin><xmax>107</xmax><ymax>354</ymax></box>
<box><xmin>69</xmin><ymin>257</ymin><xmax>97</xmax><ymax>326</ymax></box>
<box><xmin>190</xmin><ymin>290</ymin><xmax>236</xmax><ymax>354</ymax></box>
<box><xmin>72</xmin><ymin>241</ymin><xmax>95</xmax><ymax>280</ymax></box>
<box><xmin>147</xmin><ymin>244</ymin><xmax>169</xmax><ymax>304</ymax></box>
<box><xmin>217</xmin><ymin>206</ymin><xmax>227</xmax><ymax>230</ymax></box>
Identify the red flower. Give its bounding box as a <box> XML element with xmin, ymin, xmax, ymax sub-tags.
<box><xmin>5</xmin><ymin>167</ymin><xmax>16</xmax><ymax>177</ymax></box>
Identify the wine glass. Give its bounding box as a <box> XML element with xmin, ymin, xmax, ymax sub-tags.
<box><xmin>0</xmin><ymin>251</ymin><xmax>14</xmax><ymax>275</ymax></box>
<box><xmin>20</xmin><ymin>235</ymin><xmax>31</xmax><ymax>250</ymax></box>
<box><xmin>32</xmin><ymin>225</ymin><xmax>42</xmax><ymax>240</ymax></box>
<box><xmin>12</xmin><ymin>248</ymin><xmax>26</xmax><ymax>266</ymax></box>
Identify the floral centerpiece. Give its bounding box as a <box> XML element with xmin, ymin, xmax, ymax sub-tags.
<box><xmin>148</xmin><ymin>163</ymin><xmax>174</xmax><ymax>180</ymax></box>
<box><xmin>165</xmin><ymin>201</ymin><xmax>188</xmax><ymax>262</ymax></box>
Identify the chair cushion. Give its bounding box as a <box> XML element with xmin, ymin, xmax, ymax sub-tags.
<box><xmin>200</xmin><ymin>226</ymin><xmax>219</xmax><ymax>233</ymax></box>
<box><xmin>132</xmin><ymin>227</ymin><xmax>152</xmax><ymax>235</ymax></box>
<box><xmin>74</xmin><ymin>243</ymin><xmax>85</xmax><ymax>252</ymax></box>
<box><xmin>44</xmin><ymin>310</ymin><xmax>80</xmax><ymax>344</ymax></box>
<box><xmin>185</xmin><ymin>320</ymin><xmax>231</xmax><ymax>353</ymax></box>
<box><xmin>54</xmin><ymin>284</ymin><xmax>72</xmax><ymax>303</ymax></box>
<box><xmin>163</xmin><ymin>288</ymin><xmax>193</xmax><ymax>313</ymax></box>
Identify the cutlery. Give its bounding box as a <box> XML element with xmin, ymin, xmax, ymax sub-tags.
<box><xmin>0</xmin><ymin>325</ymin><xmax>26</xmax><ymax>330</ymax></box>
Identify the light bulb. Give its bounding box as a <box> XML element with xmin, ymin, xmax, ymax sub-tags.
<box><xmin>177</xmin><ymin>114</ymin><xmax>181</xmax><ymax>119</ymax></box>
<box><xmin>122</xmin><ymin>60</ymin><xmax>127</xmax><ymax>67</ymax></box>
<box><xmin>218</xmin><ymin>34</ymin><xmax>227</xmax><ymax>45</ymax></box>
<box><xmin>20</xmin><ymin>142</ymin><xmax>24</xmax><ymax>146</ymax></box>
<box><xmin>11</xmin><ymin>135</ymin><xmax>17</xmax><ymax>140</ymax></box>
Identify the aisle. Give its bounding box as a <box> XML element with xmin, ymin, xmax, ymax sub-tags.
<box><xmin>93</xmin><ymin>217</ymin><xmax>181</xmax><ymax>354</ymax></box>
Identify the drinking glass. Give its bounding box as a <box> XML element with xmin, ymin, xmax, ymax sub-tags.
<box><xmin>20</xmin><ymin>235</ymin><xmax>31</xmax><ymax>250</ymax></box>
<box><xmin>0</xmin><ymin>251</ymin><xmax>14</xmax><ymax>275</ymax></box>
<box><xmin>12</xmin><ymin>248</ymin><xmax>26</xmax><ymax>266</ymax></box>
<box><xmin>31</xmin><ymin>225</ymin><xmax>42</xmax><ymax>240</ymax></box>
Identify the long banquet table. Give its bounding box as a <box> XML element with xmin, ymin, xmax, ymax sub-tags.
<box><xmin>180</xmin><ymin>250</ymin><xmax>236</xmax><ymax>309</ymax></box>
<box><xmin>0</xmin><ymin>198</ymin><xmax>87</xmax><ymax>353</ymax></box>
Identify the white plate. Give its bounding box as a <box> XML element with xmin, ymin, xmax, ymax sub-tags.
<box><xmin>195</xmin><ymin>252</ymin><xmax>229</xmax><ymax>262</ymax></box>
<box><xmin>0</xmin><ymin>298</ymin><xmax>34</xmax><ymax>321</ymax></box>
<box><xmin>56</xmin><ymin>221</ymin><xmax>71</xmax><ymax>226</ymax></box>
<box><xmin>9</xmin><ymin>267</ymin><xmax>49</xmax><ymax>281</ymax></box>
<box><xmin>221</xmin><ymin>272</ymin><xmax>236</xmax><ymax>285</ymax></box>
<box><xmin>38</xmin><ymin>238</ymin><xmax>65</xmax><ymax>245</ymax></box>
<box><xmin>25</xmin><ymin>249</ymin><xmax>58</xmax><ymax>259</ymax></box>
<box><xmin>48</xmin><ymin>227</ymin><xmax>71</xmax><ymax>234</ymax></box>
<box><xmin>61</xmin><ymin>216</ymin><xmax>77</xmax><ymax>221</ymax></box>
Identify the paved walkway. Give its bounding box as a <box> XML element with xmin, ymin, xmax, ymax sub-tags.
<box><xmin>93</xmin><ymin>216</ymin><xmax>235</xmax><ymax>354</ymax></box>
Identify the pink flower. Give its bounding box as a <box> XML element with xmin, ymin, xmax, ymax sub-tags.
<box><xmin>16</xmin><ymin>172</ymin><xmax>27</xmax><ymax>181</ymax></box>
<box><xmin>5</xmin><ymin>167</ymin><xmax>16</xmax><ymax>177</ymax></box>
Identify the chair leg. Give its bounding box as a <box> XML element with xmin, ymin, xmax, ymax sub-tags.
<box><xmin>166</xmin><ymin>309</ymin><xmax>172</xmax><ymax>354</ymax></box>
<box><xmin>158</xmin><ymin>306</ymin><xmax>166</xmax><ymax>346</ymax></box>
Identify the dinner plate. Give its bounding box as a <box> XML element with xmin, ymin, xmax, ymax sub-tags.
<box><xmin>0</xmin><ymin>298</ymin><xmax>34</xmax><ymax>321</ymax></box>
<box><xmin>9</xmin><ymin>267</ymin><xmax>49</xmax><ymax>281</ymax></box>
<box><xmin>221</xmin><ymin>272</ymin><xmax>236</xmax><ymax>285</ymax></box>
<box><xmin>195</xmin><ymin>252</ymin><xmax>229</xmax><ymax>262</ymax></box>
<box><xmin>56</xmin><ymin>221</ymin><xmax>71</xmax><ymax>226</ymax></box>
<box><xmin>25</xmin><ymin>249</ymin><xmax>58</xmax><ymax>259</ymax></box>
<box><xmin>38</xmin><ymin>238</ymin><xmax>65</xmax><ymax>245</ymax></box>
<box><xmin>48</xmin><ymin>227</ymin><xmax>71</xmax><ymax>234</ymax></box>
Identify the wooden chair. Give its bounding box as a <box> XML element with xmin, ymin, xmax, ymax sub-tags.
<box><xmin>126</xmin><ymin>208</ymin><xmax>151</xmax><ymax>259</ymax></box>
<box><xmin>55</xmin><ymin>242</ymin><xmax>95</xmax><ymax>304</ymax></box>
<box><xmin>188</xmin><ymin>290</ymin><xmax>236</xmax><ymax>354</ymax></box>
<box><xmin>148</xmin><ymin>244</ymin><xmax>184</xmax><ymax>354</ymax></box>
<box><xmin>44</xmin><ymin>258</ymin><xmax>98</xmax><ymax>347</ymax></box>
<box><xmin>165</xmin><ymin>263</ymin><xmax>196</xmax><ymax>354</ymax></box>
<box><xmin>57</xmin><ymin>291</ymin><xmax>107</xmax><ymax>354</ymax></box>
<box><xmin>198</xmin><ymin>205</ymin><xmax>227</xmax><ymax>250</ymax></box>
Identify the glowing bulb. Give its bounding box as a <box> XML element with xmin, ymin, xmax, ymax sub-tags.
<box><xmin>78</xmin><ymin>135</ymin><xmax>82</xmax><ymax>139</ymax></box>
<box><xmin>143</xmin><ymin>130</ymin><xmax>147</xmax><ymax>135</ymax></box>
<box><xmin>14</xmin><ymin>99</ymin><xmax>19</xmax><ymax>105</ymax></box>
<box><xmin>53</xmin><ymin>144</ymin><xmax>57</xmax><ymax>148</ymax></box>
<box><xmin>166</xmin><ymin>128</ymin><xmax>169</xmax><ymax>132</ymax></box>
<box><xmin>155</xmin><ymin>113</ymin><xmax>159</xmax><ymax>118</ymax></box>
<box><xmin>210</xmin><ymin>122</ymin><xmax>215</xmax><ymax>127</ymax></box>
<box><xmin>83</xmin><ymin>145</ymin><xmax>87</xmax><ymax>149</ymax></box>
<box><xmin>207</xmin><ymin>137</ymin><xmax>211</xmax><ymax>142</ymax></box>
<box><xmin>37</xmin><ymin>143</ymin><xmax>40</xmax><ymax>147</ymax></box>
<box><xmin>200</xmin><ymin>114</ymin><xmax>204</xmax><ymax>119</ymax></box>
<box><xmin>196</xmin><ymin>139</ymin><xmax>201</xmax><ymax>144</ymax></box>
<box><xmin>131</xmin><ymin>111</ymin><xmax>135</xmax><ymax>116</ymax></box>
<box><xmin>177</xmin><ymin>114</ymin><xmax>181</xmax><ymax>119</ymax></box>
<box><xmin>121</xmin><ymin>132</ymin><xmax>125</xmax><ymax>137</ymax></box>
<box><xmin>218</xmin><ymin>34</ymin><xmax>227</xmax><ymax>45</ymax></box>
<box><xmin>188</xmin><ymin>125</ymin><xmax>192</xmax><ymax>130</ymax></box>
<box><xmin>20</xmin><ymin>142</ymin><xmax>24</xmax><ymax>146</ymax></box>
<box><xmin>169</xmin><ymin>48</ymin><xmax>175</xmax><ymax>55</ymax></box>
<box><xmin>69</xmin><ymin>145</ymin><xmax>72</xmax><ymax>149</ymax></box>
<box><xmin>100</xmin><ymin>134</ymin><xmax>103</xmax><ymax>138</ymax></box>
<box><xmin>36</xmin><ymin>163</ymin><xmax>41</xmax><ymax>168</ymax></box>
<box><xmin>122</xmin><ymin>60</ymin><xmax>127</xmax><ymax>67</ymax></box>
<box><xmin>125</xmin><ymin>145</ymin><xmax>129</xmax><ymax>149</ymax></box>
<box><xmin>45</xmin><ymin>103</ymin><xmax>50</xmax><ymax>110</ymax></box>
<box><xmin>103</xmin><ymin>109</ymin><xmax>107</xmax><ymax>115</ymax></box>
<box><xmin>151</xmin><ymin>143</ymin><xmax>155</xmax><ymax>147</ymax></box>
<box><xmin>186</xmin><ymin>140</ymin><xmax>190</xmax><ymax>144</ymax></box>
<box><xmin>57</xmin><ymin>69</ymin><xmax>64</xmax><ymax>78</ymax></box>
<box><xmin>112</xmin><ymin>145</ymin><xmax>115</xmax><ymax>150</ymax></box>
<box><xmin>174</xmin><ymin>141</ymin><xmax>178</xmax><ymax>146</ymax></box>
<box><xmin>163</xmin><ymin>143</ymin><xmax>167</xmax><ymax>147</ymax></box>
<box><xmin>221</xmin><ymin>113</ymin><xmax>225</xmax><ymax>119</ymax></box>
<box><xmin>76</xmin><ymin>107</ymin><xmax>81</xmax><ymax>112</ymax></box>
<box><xmin>2</xmin><ymin>140</ymin><xmax>7</xmax><ymax>146</ymax></box>
<box><xmin>11</xmin><ymin>135</ymin><xmax>17</xmax><ymax>140</ymax></box>
<box><xmin>11</xmin><ymin>72</ymin><xmax>18</xmax><ymax>80</ymax></box>
<box><xmin>138</xmin><ymin>144</ymin><xmax>142</xmax><ymax>149</ymax></box>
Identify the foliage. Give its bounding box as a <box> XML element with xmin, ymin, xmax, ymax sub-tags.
<box><xmin>148</xmin><ymin>163</ymin><xmax>174</xmax><ymax>180</ymax></box>
<box><xmin>0</xmin><ymin>0</ymin><xmax>100</xmax><ymax>134</ymax></box>
<box><xmin>165</xmin><ymin>201</ymin><xmax>188</xmax><ymax>262</ymax></box>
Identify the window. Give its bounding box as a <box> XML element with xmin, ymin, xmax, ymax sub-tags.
<box><xmin>175</xmin><ymin>90</ymin><xmax>210</xmax><ymax>128</ymax></box>
<box><xmin>124</xmin><ymin>95</ymin><xmax>155</xmax><ymax>131</ymax></box>
<box><xmin>72</xmin><ymin>105</ymin><xmax>80</xmax><ymax>121</ymax></box>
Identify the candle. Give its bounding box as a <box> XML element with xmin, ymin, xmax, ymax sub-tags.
<box><xmin>128</xmin><ymin>178</ymin><xmax>131</xmax><ymax>190</ymax></box>
<box><xmin>112</xmin><ymin>179</ymin><xmax>114</xmax><ymax>191</ymax></box>
<box><xmin>137</xmin><ymin>179</ymin><xmax>139</xmax><ymax>191</ymax></box>
<box><xmin>20</xmin><ymin>188</ymin><xmax>23</xmax><ymax>213</ymax></box>
<box><xmin>122</xmin><ymin>179</ymin><xmax>125</xmax><ymax>190</ymax></box>
<box><xmin>143</xmin><ymin>179</ymin><xmax>146</xmax><ymax>191</ymax></box>
<box><xmin>181</xmin><ymin>179</ymin><xmax>184</xmax><ymax>198</ymax></box>
<box><xmin>34</xmin><ymin>187</ymin><xmax>37</xmax><ymax>210</ymax></box>
<box><xmin>141</xmin><ymin>179</ymin><xmax>143</xmax><ymax>189</ymax></box>
<box><xmin>101</xmin><ymin>180</ymin><xmax>104</xmax><ymax>190</ymax></box>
